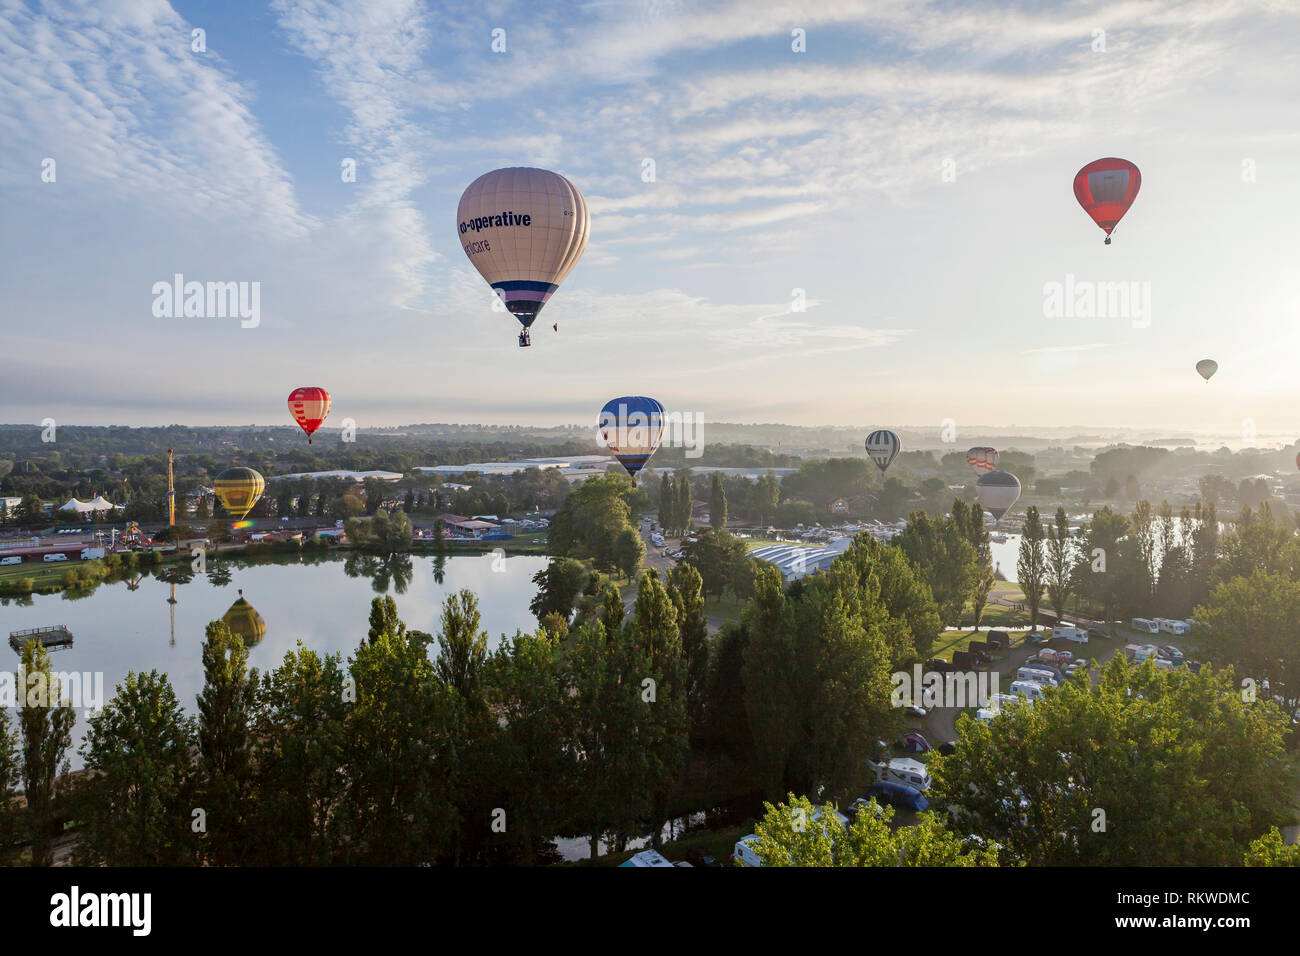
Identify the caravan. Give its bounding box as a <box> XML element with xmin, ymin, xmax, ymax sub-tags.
<box><xmin>870</xmin><ymin>756</ymin><xmax>932</xmax><ymax>791</ymax></box>
<box><xmin>1009</xmin><ymin>680</ymin><xmax>1049</xmax><ymax>701</ymax></box>
<box><xmin>1156</xmin><ymin>618</ymin><xmax>1191</xmax><ymax>635</ymax></box>
<box><xmin>1131</xmin><ymin>618</ymin><xmax>1160</xmax><ymax>634</ymax></box>
<box><xmin>1017</xmin><ymin>666</ymin><xmax>1060</xmax><ymax>687</ymax></box>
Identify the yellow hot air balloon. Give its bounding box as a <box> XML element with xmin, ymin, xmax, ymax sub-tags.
<box><xmin>222</xmin><ymin>590</ymin><xmax>266</xmax><ymax>647</ymax></box>
<box><xmin>214</xmin><ymin>467</ymin><xmax>265</xmax><ymax>520</ymax></box>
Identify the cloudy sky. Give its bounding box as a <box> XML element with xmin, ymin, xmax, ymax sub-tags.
<box><xmin>3</xmin><ymin>0</ymin><xmax>1300</xmax><ymax>435</ymax></box>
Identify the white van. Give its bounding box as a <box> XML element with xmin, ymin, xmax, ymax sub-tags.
<box><xmin>734</xmin><ymin>834</ymin><xmax>762</xmax><ymax>867</ymax></box>
<box><xmin>871</xmin><ymin>757</ymin><xmax>932</xmax><ymax>791</ymax></box>
<box><xmin>43</xmin><ymin>553</ymin><xmax>68</xmax><ymax>563</ymax></box>
<box><xmin>1156</xmin><ymin>618</ymin><xmax>1190</xmax><ymax>635</ymax></box>
<box><xmin>1052</xmin><ymin>625</ymin><xmax>1087</xmax><ymax>643</ymax></box>
<box><xmin>1017</xmin><ymin>666</ymin><xmax>1060</xmax><ymax>686</ymax></box>
<box><xmin>1131</xmin><ymin>618</ymin><xmax>1160</xmax><ymax>634</ymax></box>
<box><xmin>1009</xmin><ymin>680</ymin><xmax>1048</xmax><ymax>701</ymax></box>
<box><xmin>0</xmin><ymin>556</ymin><xmax>21</xmax><ymax>566</ymax></box>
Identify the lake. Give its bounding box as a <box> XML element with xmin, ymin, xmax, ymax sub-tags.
<box><xmin>0</xmin><ymin>552</ymin><xmax>549</xmax><ymax>766</ymax></box>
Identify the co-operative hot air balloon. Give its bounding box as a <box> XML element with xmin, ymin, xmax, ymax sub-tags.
<box><xmin>214</xmin><ymin>467</ymin><xmax>265</xmax><ymax>520</ymax></box>
<box><xmin>457</xmin><ymin>167</ymin><xmax>590</xmax><ymax>348</ymax></box>
<box><xmin>976</xmin><ymin>471</ymin><xmax>1022</xmax><ymax>520</ymax></box>
<box><xmin>1073</xmin><ymin>158</ymin><xmax>1141</xmax><ymax>244</ymax></box>
<box><xmin>1196</xmin><ymin>359</ymin><xmax>1218</xmax><ymax>383</ymax></box>
<box><xmin>966</xmin><ymin>446</ymin><xmax>999</xmax><ymax>476</ymax></box>
<box><xmin>599</xmin><ymin>396</ymin><xmax>665</xmax><ymax>484</ymax></box>
<box><xmin>287</xmin><ymin>386</ymin><xmax>331</xmax><ymax>443</ymax></box>
<box><xmin>865</xmin><ymin>430</ymin><xmax>901</xmax><ymax>474</ymax></box>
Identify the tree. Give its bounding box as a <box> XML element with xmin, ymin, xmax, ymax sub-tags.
<box><xmin>956</xmin><ymin>499</ymin><xmax>994</xmax><ymax>630</ymax></box>
<box><xmin>1196</xmin><ymin>571</ymin><xmax>1300</xmax><ymax>712</ymax></box>
<box><xmin>0</xmin><ymin>710</ymin><xmax>19</xmax><ymax>865</ymax></box>
<box><xmin>548</xmin><ymin>475</ymin><xmax>636</xmax><ymax>571</ymax></box>
<box><xmin>249</xmin><ymin>643</ymin><xmax>349</xmax><ymax>865</ymax></box>
<box><xmin>896</xmin><ymin>512</ymin><xmax>976</xmax><ymax>627</ymax></box>
<box><xmin>1076</xmin><ymin>506</ymin><xmax>1129</xmax><ymax>626</ymax></box>
<box><xmin>742</xmin><ymin>564</ymin><xmax>798</xmax><ymax>801</ymax></box>
<box><xmin>196</xmin><ymin>620</ymin><xmax>257</xmax><ymax>864</ymax></box>
<box><xmin>1244</xmin><ymin>827</ymin><xmax>1300</xmax><ymax>866</ymax></box>
<box><xmin>1044</xmin><ymin>507</ymin><xmax>1075</xmax><ymax>625</ymax></box>
<box><xmin>18</xmin><ymin>641</ymin><xmax>75</xmax><ymax>866</ymax></box>
<box><xmin>680</xmin><ymin>527</ymin><xmax>750</xmax><ymax>600</ymax></box>
<box><xmin>750</xmin><ymin>794</ymin><xmax>999</xmax><ymax>867</ymax></box>
<box><xmin>667</xmin><ymin>562</ymin><xmax>710</xmax><ymax>734</ymax></box>
<box><xmin>1016</xmin><ymin>506</ymin><xmax>1046</xmax><ymax>630</ymax></box>
<box><xmin>755</xmin><ymin>473</ymin><xmax>780</xmax><ymax>527</ymax></box>
<box><xmin>613</xmin><ymin>527</ymin><xmax>645</xmax><ymax>580</ymax></box>
<box><xmin>529</xmin><ymin>557</ymin><xmax>588</xmax><ymax>623</ymax></box>
<box><xmin>936</xmin><ymin>657</ymin><xmax>1291</xmax><ymax>865</ymax></box>
<box><xmin>677</xmin><ymin>474</ymin><xmax>692</xmax><ymax>533</ymax></box>
<box><xmin>73</xmin><ymin>670</ymin><xmax>196</xmax><ymax>866</ymax></box>
<box><xmin>709</xmin><ymin>473</ymin><xmax>728</xmax><ymax>529</ymax></box>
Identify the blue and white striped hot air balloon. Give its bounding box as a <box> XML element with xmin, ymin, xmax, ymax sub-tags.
<box><xmin>599</xmin><ymin>397</ymin><xmax>665</xmax><ymax>483</ymax></box>
<box><xmin>865</xmin><ymin>429</ymin><xmax>901</xmax><ymax>473</ymax></box>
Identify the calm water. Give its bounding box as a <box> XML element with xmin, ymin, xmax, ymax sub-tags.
<box><xmin>0</xmin><ymin>553</ymin><xmax>549</xmax><ymax>766</ymax></box>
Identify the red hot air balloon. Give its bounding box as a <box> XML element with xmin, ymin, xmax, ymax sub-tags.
<box><xmin>287</xmin><ymin>387</ymin><xmax>332</xmax><ymax>443</ymax></box>
<box><xmin>1073</xmin><ymin>158</ymin><xmax>1141</xmax><ymax>244</ymax></box>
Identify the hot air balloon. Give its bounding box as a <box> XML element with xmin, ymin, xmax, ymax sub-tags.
<box><xmin>966</xmin><ymin>446</ymin><xmax>999</xmax><ymax>476</ymax></box>
<box><xmin>865</xmin><ymin>430</ymin><xmax>901</xmax><ymax>474</ymax></box>
<box><xmin>288</xmin><ymin>386</ymin><xmax>331</xmax><ymax>443</ymax></box>
<box><xmin>1073</xmin><ymin>158</ymin><xmax>1141</xmax><ymax>244</ymax></box>
<box><xmin>457</xmin><ymin>167</ymin><xmax>590</xmax><ymax>348</ymax></box>
<box><xmin>222</xmin><ymin>590</ymin><xmax>266</xmax><ymax>647</ymax></box>
<box><xmin>214</xmin><ymin>467</ymin><xmax>265</xmax><ymax>520</ymax></box>
<box><xmin>976</xmin><ymin>471</ymin><xmax>1021</xmax><ymax>520</ymax></box>
<box><xmin>1295</xmin><ymin>450</ymin><xmax>1300</xmax><ymax>472</ymax></box>
<box><xmin>599</xmin><ymin>396</ymin><xmax>665</xmax><ymax>483</ymax></box>
<box><xmin>1195</xmin><ymin>359</ymin><xmax>1218</xmax><ymax>382</ymax></box>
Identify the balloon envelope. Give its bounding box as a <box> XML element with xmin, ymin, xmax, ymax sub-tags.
<box><xmin>1073</xmin><ymin>158</ymin><xmax>1141</xmax><ymax>239</ymax></box>
<box><xmin>214</xmin><ymin>467</ymin><xmax>265</xmax><ymax>520</ymax></box>
<box><xmin>599</xmin><ymin>396</ymin><xmax>665</xmax><ymax>480</ymax></box>
<box><xmin>865</xmin><ymin>430</ymin><xmax>902</xmax><ymax>473</ymax></box>
<box><xmin>966</xmin><ymin>446</ymin><xmax>999</xmax><ymax>475</ymax></box>
<box><xmin>976</xmin><ymin>470</ymin><xmax>1021</xmax><ymax>520</ymax></box>
<box><xmin>288</xmin><ymin>386</ymin><xmax>331</xmax><ymax>441</ymax></box>
<box><xmin>457</xmin><ymin>167</ymin><xmax>590</xmax><ymax>333</ymax></box>
<box><xmin>222</xmin><ymin>595</ymin><xmax>266</xmax><ymax>647</ymax></box>
<box><xmin>1196</xmin><ymin>359</ymin><xmax>1218</xmax><ymax>382</ymax></box>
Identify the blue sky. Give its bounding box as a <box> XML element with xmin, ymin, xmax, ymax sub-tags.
<box><xmin>3</xmin><ymin>0</ymin><xmax>1300</xmax><ymax>435</ymax></box>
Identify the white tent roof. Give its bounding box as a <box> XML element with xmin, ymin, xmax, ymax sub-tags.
<box><xmin>58</xmin><ymin>496</ymin><xmax>117</xmax><ymax>513</ymax></box>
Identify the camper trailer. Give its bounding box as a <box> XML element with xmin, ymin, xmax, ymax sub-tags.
<box><xmin>1124</xmin><ymin>643</ymin><xmax>1159</xmax><ymax>662</ymax></box>
<box><xmin>870</xmin><ymin>757</ymin><xmax>932</xmax><ymax>792</ymax></box>
<box><xmin>1131</xmin><ymin>618</ymin><xmax>1160</xmax><ymax>634</ymax></box>
<box><xmin>1156</xmin><ymin>618</ymin><xmax>1191</xmax><ymax>635</ymax></box>
<box><xmin>1009</xmin><ymin>680</ymin><xmax>1049</xmax><ymax>701</ymax></box>
<box><xmin>1017</xmin><ymin>666</ymin><xmax>1060</xmax><ymax>687</ymax></box>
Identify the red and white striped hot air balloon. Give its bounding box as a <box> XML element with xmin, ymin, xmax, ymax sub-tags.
<box><xmin>287</xmin><ymin>386</ymin><xmax>332</xmax><ymax>443</ymax></box>
<box><xmin>966</xmin><ymin>446</ymin><xmax>999</xmax><ymax>476</ymax></box>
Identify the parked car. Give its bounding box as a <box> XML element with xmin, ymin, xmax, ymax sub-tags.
<box><xmin>685</xmin><ymin>848</ymin><xmax>721</xmax><ymax>868</ymax></box>
<box><xmin>1087</xmin><ymin>627</ymin><xmax>1109</xmax><ymax>640</ymax></box>
<box><xmin>865</xmin><ymin>781</ymin><xmax>930</xmax><ymax>813</ymax></box>
<box><xmin>1158</xmin><ymin>644</ymin><xmax>1185</xmax><ymax>663</ymax></box>
<box><xmin>905</xmin><ymin>704</ymin><xmax>927</xmax><ymax>718</ymax></box>
<box><xmin>898</xmin><ymin>732</ymin><xmax>930</xmax><ymax>753</ymax></box>
<box><xmin>925</xmin><ymin>657</ymin><xmax>954</xmax><ymax>673</ymax></box>
<box><xmin>44</xmin><ymin>553</ymin><xmax>68</xmax><ymax>562</ymax></box>
<box><xmin>0</xmin><ymin>556</ymin><xmax>21</xmax><ymax>566</ymax></box>
<box><xmin>1029</xmin><ymin>631</ymin><xmax>1048</xmax><ymax>645</ymax></box>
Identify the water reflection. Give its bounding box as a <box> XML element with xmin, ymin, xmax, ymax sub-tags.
<box><xmin>343</xmin><ymin>552</ymin><xmax>414</xmax><ymax>594</ymax></box>
<box><xmin>222</xmin><ymin>589</ymin><xmax>267</xmax><ymax>647</ymax></box>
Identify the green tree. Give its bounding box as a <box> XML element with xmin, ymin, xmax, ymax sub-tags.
<box><xmin>709</xmin><ymin>473</ymin><xmax>728</xmax><ymax>529</ymax></box>
<box><xmin>1244</xmin><ymin>827</ymin><xmax>1300</xmax><ymax>866</ymax></box>
<box><xmin>73</xmin><ymin>670</ymin><xmax>196</xmax><ymax>866</ymax></box>
<box><xmin>667</xmin><ymin>562</ymin><xmax>710</xmax><ymax>734</ymax></box>
<box><xmin>680</xmin><ymin>527</ymin><xmax>750</xmax><ymax>600</ymax></box>
<box><xmin>18</xmin><ymin>641</ymin><xmax>75</xmax><ymax>866</ymax></box>
<box><xmin>755</xmin><ymin>473</ymin><xmax>780</xmax><ymax>527</ymax></box>
<box><xmin>742</xmin><ymin>564</ymin><xmax>798</xmax><ymax>801</ymax></box>
<box><xmin>0</xmin><ymin>710</ymin><xmax>19</xmax><ymax>865</ymax></box>
<box><xmin>1196</xmin><ymin>571</ymin><xmax>1300</xmax><ymax>711</ymax></box>
<box><xmin>750</xmin><ymin>794</ymin><xmax>998</xmax><ymax>867</ymax></box>
<box><xmin>196</xmin><ymin>620</ymin><xmax>257</xmax><ymax>864</ymax></box>
<box><xmin>1044</xmin><ymin>506</ymin><xmax>1075</xmax><ymax>625</ymax></box>
<box><xmin>896</xmin><ymin>511</ymin><xmax>976</xmax><ymax>626</ymax></box>
<box><xmin>529</xmin><ymin>556</ymin><xmax>588</xmax><ymax>622</ymax></box>
<box><xmin>613</xmin><ymin>527</ymin><xmax>645</xmax><ymax>580</ymax></box>
<box><xmin>1016</xmin><ymin>506</ymin><xmax>1046</xmax><ymax>630</ymax></box>
<box><xmin>957</xmin><ymin>499</ymin><xmax>994</xmax><ymax>630</ymax></box>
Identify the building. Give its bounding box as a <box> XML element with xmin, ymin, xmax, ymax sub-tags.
<box><xmin>268</xmin><ymin>470</ymin><xmax>403</xmax><ymax>482</ymax></box>
<box><xmin>57</xmin><ymin>495</ymin><xmax>119</xmax><ymax>514</ymax></box>
<box><xmin>415</xmin><ymin>455</ymin><xmax>614</xmax><ymax>478</ymax></box>
<box><xmin>751</xmin><ymin>540</ymin><xmax>852</xmax><ymax>581</ymax></box>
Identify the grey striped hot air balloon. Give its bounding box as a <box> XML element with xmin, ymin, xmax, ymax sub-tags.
<box><xmin>865</xmin><ymin>429</ymin><xmax>901</xmax><ymax>474</ymax></box>
<box><xmin>976</xmin><ymin>470</ymin><xmax>1022</xmax><ymax>520</ymax></box>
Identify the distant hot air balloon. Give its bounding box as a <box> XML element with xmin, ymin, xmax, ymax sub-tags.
<box><xmin>1195</xmin><ymin>359</ymin><xmax>1218</xmax><ymax>382</ymax></box>
<box><xmin>1295</xmin><ymin>450</ymin><xmax>1300</xmax><ymax>472</ymax></box>
<box><xmin>599</xmin><ymin>396</ymin><xmax>665</xmax><ymax>483</ymax></box>
<box><xmin>1073</xmin><ymin>158</ymin><xmax>1141</xmax><ymax>244</ymax></box>
<box><xmin>288</xmin><ymin>386</ymin><xmax>331</xmax><ymax>443</ymax></box>
<box><xmin>214</xmin><ymin>467</ymin><xmax>265</xmax><ymax>520</ymax></box>
<box><xmin>222</xmin><ymin>590</ymin><xmax>266</xmax><ymax>647</ymax></box>
<box><xmin>976</xmin><ymin>471</ymin><xmax>1022</xmax><ymax>520</ymax></box>
<box><xmin>457</xmin><ymin>167</ymin><xmax>590</xmax><ymax>348</ymax></box>
<box><xmin>966</xmin><ymin>446</ymin><xmax>999</xmax><ymax>476</ymax></box>
<box><xmin>865</xmin><ymin>430</ymin><xmax>902</xmax><ymax>474</ymax></box>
